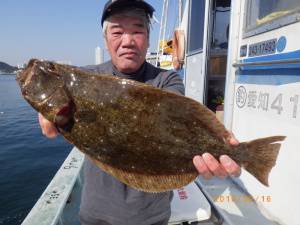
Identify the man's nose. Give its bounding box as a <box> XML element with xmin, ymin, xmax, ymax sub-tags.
<box><xmin>121</xmin><ymin>33</ymin><xmax>135</xmax><ymax>46</ymax></box>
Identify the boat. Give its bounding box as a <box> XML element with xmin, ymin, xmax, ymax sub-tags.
<box><xmin>22</xmin><ymin>0</ymin><xmax>300</xmax><ymax>224</ymax></box>
<box><xmin>181</xmin><ymin>0</ymin><xmax>300</xmax><ymax>224</ymax></box>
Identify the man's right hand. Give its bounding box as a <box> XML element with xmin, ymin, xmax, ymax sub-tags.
<box><xmin>38</xmin><ymin>113</ymin><xmax>59</xmax><ymax>138</ymax></box>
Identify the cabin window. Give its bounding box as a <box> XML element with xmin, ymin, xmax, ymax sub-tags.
<box><xmin>187</xmin><ymin>0</ymin><xmax>206</xmax><ymax>54</ymax></box>
<box><xmin>244</xmin><ymin>0</ymin><xmax>300</xmax><ymax>37</ymax></box>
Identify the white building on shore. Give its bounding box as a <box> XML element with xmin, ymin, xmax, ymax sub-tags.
<box><xmin>95</xmin><ymin>46</ymin><xmax>104</xmax><ymax>65</ymax></box>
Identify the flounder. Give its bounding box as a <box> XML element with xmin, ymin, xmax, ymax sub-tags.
<box><xmin>17</xmin><ymin>59</ymin><xmax>285</xmax><ymax>192</ymax></box>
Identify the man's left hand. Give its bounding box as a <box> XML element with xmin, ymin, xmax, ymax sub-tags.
<box><xmin>193</xmin><ymin>136</ymin><xmax>241</xmax><ymax>180</ymax></box>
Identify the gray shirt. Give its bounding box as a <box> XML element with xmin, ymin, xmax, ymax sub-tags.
<box><xmin>79</xmin><ymin>61</ymin><xmax>184</xmax><ymax>225</ymax></box>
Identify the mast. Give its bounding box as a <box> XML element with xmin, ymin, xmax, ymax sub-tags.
<box><xmin>178</xmin><ymin>0</ymin><xmax>182</xmax><ymax>26</ymax></box>
<box><xmin>162</xmin><ymin>0</ymin><xmax>169</xmax><ymax>43</ymax></box>
<box><xmin>156</xmin><ymin>0</ymin><xmax>168</xmax><ymax>66</ymax></box>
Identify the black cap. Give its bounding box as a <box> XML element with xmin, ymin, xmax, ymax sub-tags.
<box><xmin>101</xmin><ymin>0</ymin><xmax>155</xmax><ymax>27</ymax></box>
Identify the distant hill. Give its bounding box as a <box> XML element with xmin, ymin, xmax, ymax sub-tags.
<box><xmin>0</xmin><ymin>61</ymin><xmax>18</xmax><ymax>74</ymax></box>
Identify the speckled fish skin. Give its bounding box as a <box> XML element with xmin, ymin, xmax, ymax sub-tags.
<box><xmin>17</xmin><ymin>59</ymin><xmax>285</xmax><ymax>192</ymax></box>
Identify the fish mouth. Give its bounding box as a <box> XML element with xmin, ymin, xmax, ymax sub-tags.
<box><xmin>16</xmin><ymin>59</ymin><xmax>38</xmax><ymax>87</ymax></box>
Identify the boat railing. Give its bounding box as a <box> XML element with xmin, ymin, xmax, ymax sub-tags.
<box><xmin>21</xmin><ymin>147</ymin><xmax>84</xmax><ymax>225</ymax></box>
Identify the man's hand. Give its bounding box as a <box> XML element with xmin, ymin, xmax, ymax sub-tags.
<box><xmin>193</xmin><ymin>136</ymin><xmax>241</xmax><ymax>179</ymax></box>
<box><xmin>38</xmin><ymin>113</ymin><xmax>59</xmax><ymax>138</ymax></box>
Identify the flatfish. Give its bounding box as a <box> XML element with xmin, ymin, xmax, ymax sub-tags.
<box><xmin>16</xmin><ymin>59</ymin><xmax>285</xmax><ymax>192</ymax></box>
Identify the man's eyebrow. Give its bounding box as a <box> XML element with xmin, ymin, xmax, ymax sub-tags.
<box><xmin>110</xmin><ymin>24</ymin><xmax>123</xmax><ymax>29</ymax></box>
<box><xmin>132</xmin><ymin>23</ymin><xmax>145</xmax><ymax>28</ymax></box>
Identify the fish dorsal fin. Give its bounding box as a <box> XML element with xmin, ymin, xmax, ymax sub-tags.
<box><xmin>186</xmin><ymin>97</ymin><xmax>231</xmax><ymax>143</ymax></box>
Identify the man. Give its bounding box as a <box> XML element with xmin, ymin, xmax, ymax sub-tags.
<box><xmin>38</xmin><ymin>1</ymin><xmax>241</xmax><ymax>224</ymax></box>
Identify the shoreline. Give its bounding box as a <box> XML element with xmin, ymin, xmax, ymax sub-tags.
<box><xmin>0</xmin><ymin>73</ymin><xmax>17</xmax><ymax>75</ymax></box>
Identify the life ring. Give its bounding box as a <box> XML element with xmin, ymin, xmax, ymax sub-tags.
<box><xmin>172</xmin><ymin>29</ymin><xmax>185</xmax><ymax>70</ymax></box>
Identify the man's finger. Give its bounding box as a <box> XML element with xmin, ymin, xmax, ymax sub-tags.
<box><xmin>202</xmin><ymin>153</ymin><xmax>228</xmax><ymax>179</ymax></box>
<box><xmin>38</xmin><ymin>113</ymin><xmax>58</xmax><ymax>138</ymax></box>
<box><xmin>229</xmin><ymin>137</ymin><xmax>239</xmax><ymax>146</ymax></box>
<box><xmin>219</xmin><ymin>155</ymin><xmax>241</xmax><ymax>177</ymax></box>
<box><xmin>193</xmin><ymin>155</ymin><xmax>213</xmax><ymax>180</ymax></box>
<box><xmin>228</xmin><ymin>132</ymin><xmax>239</xmax><ymax>146</ymax></box>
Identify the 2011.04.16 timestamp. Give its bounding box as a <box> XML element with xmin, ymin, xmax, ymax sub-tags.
<box><xmin>213</xmin><ymin>194</ymin><xmax>272</xmax><ymax>203</ymax></box>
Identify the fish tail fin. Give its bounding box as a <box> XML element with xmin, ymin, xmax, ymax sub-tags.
<box><xmin>240</xmin><ymin>136</ymin><xmax>285</xmax><ymax>186</ymax></box>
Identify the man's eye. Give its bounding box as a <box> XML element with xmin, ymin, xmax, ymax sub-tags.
<box><xmin>112</xmin><ymin>32</ymin><xmax>122</xmax><ymax>36</ymax></box>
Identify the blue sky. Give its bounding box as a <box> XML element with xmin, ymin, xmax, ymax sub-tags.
<box><xmin>0</xmin><ymin>0</ymin><xmax>179</xmax><ymax>67</ymax></box>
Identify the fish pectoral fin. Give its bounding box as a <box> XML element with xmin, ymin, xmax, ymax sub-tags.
<box><xmin>89</xmin><ymin>157</ymin><xmax>197</xmax><ymax>193</ymax></box>
<box><xmin>41</xmin><ymin>87</ymin><xmax>76</xmax><ymax>131</ymax></box>
<box><xmin>54</xmin><ymin>100</ymin><xmax>76</xmax><ymax>131</ymax></box>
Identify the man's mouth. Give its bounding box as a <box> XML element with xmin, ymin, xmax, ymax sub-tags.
<box><xmin>120</xmin><ymin>52</ymin><xmax>138</xmax><ymax>57</ymax></box>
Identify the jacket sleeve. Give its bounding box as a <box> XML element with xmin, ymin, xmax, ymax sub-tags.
<box><xmin>160</xmin><ymin>70</ymin><xmax>185</xmax><ymax>95</ymax></box>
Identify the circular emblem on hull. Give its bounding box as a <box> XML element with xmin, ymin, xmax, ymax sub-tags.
<box><xmin>236</xmin><ymin>86</ymin><xmax>247</xmax><ymax>108</ymax></box>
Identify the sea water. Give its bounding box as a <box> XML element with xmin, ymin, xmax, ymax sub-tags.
<box><xmin>0</xmin><ymin>75</ymin><xmax>71</xmax><ymax>225</ymax></box>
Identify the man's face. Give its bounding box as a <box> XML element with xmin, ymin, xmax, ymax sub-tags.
<box><xmin>105</xmin><ymin>15</ymin><xmax>149</xmax><ymax>74</ymax></box>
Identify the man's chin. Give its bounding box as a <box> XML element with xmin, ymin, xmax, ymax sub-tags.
<box><xmin>117</xmin><ymin>61</ymin><xmax>143</xmax><ymax>74</ymax></box>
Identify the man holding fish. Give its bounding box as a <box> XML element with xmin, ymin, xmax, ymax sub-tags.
<box><xmin>38</xmin><ymin>0</ymin><xmax>241</xmax><ymax>224</ymax></box>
